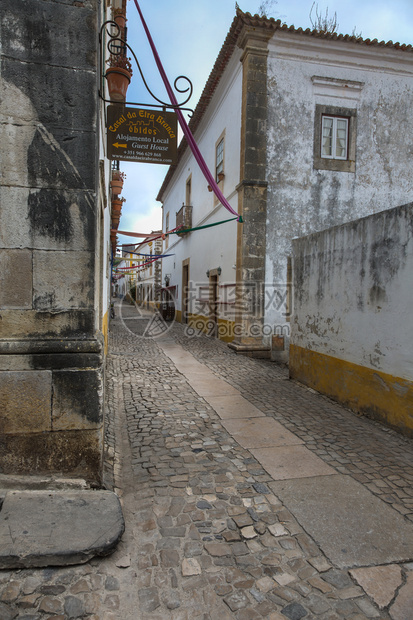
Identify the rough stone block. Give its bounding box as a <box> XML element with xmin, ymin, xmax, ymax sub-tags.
<box><xmin>0</xmin><ymin>355</ymin><xmax>33</xmax><ymax>371</ymax></box>
<box><xmin>1</xmin><ymin>120</ymin><xmax>95</xmax><ymax>191</ymax></box>
<box><xmin>27</xmin><ymin>127</ymin><xmax>96</xmax><ymax>191</ymax></box>
<box><xmin>0</xmin><ymin>187</ymin><xmax>31</xmax><ymax>248</ymax></box>
<box><xmin>33</xmin><ymin>250</ymin><xmax>94</xmax><ymax>311</ymax></box>
<box><xmin>0</xmin><ymin>187</ymin><xmax>95</xmax><ymax>251</ymax></box>
<box><xmin>2</xmin><ymin>58</ymin><xmax>96</xmax><ymax>134</ymax></box>
<box><xmin>0</xmin><ymin>120</ymin><xmax>37</xmax><ymax>187</ymax></box>
<box><xmin>244</xmin><ymin>163</ymin><xmax>267</xmax><ymax>182</ymax></box>
<box><xmin>1</xmin><ymin>0</ymin><xmax>97</xmax><ymax>69</ymax></box>
<box><xmin>28</xmin><ymin>189</ymin><xmax>95</xmax><ymax>248</ymax></box>
<box><xmin>0</xmin><ymin>370</ymin><xmax>52</xmax><ymax>434</ymax></box>
<box><xmin>0</xmin><ymin>428</ymin><xmax>103</xmax><ymax>482</ymax></box>
<box><xmin>0</xmin><ymin>489</ymin><xmax>124</xmax><ymax>569</ymax></box>
<box><xmin>349</xmin><ymin>564</ymin><xmax>403</xmax><ymax>609</ymax></box>
<box><xmin>0</xmin><ymin>249</ymin><xmax>32</xmax><ymax>308</ymax></box>
<box><xmin>0</xmin><ymin>309</ymin><xmax>95</xmax><ymax>340</ymax></box>
<box><xmin>52</xmin><ymin>369</ymin><xmax>103</xmax><ymax>430</ymax></box>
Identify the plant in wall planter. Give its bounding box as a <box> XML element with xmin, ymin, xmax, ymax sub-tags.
<box><xmin>113</xmin><ymin>8</ymin><xmax>127</xmax><ymax>29</ymax></box>
<box><xmin>112</xmin><ymin>170</ymin><xmax>126</xmax><ymax>181</ymax></box>
<box><xmin>111</xmin><ymin>196</ymin><xmax>125</xmax><ymax>215</ymax></box>
<box><xmin>105</xmin><ymin>56</ymin><xmax>133</xmax><ymax>102</ymax></box>
<box><xmin>110</xmin><ymin>171</ymin><xmax>126</xmax><ymax>196</ymax></box>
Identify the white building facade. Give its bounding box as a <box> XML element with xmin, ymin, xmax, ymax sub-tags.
<box><xmin>158</xmin><ymin>48</ymin><xmax>243</xmax><ymax>340</ymax></box>
<box><xmin>158</xmin><ymin>9</ymin><xmax>413</xmax><ymax>358</ymax></box>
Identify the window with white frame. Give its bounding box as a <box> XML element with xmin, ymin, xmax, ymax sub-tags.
<box><xmin>216</xmin><ymin>137</ymin><xmax>224</xmax><ymax>181</ymax></box>
<box><xmin>321</xmin><ymin>116</ymin><xmax>348</xmax><ymax>160</ymax></box>
<box><xmin>314</xmin><ymin>105</ymin><xmax>356</xmax><ymax>173</ymax></box>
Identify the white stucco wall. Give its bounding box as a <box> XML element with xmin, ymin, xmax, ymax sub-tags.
<box><xmin>291</xmin><ymin>203</ymin><xmax>413</xmax><ymax>381</ymax></box>
<box><xmin>160</xmin><ymin>53</ymin><xmax>242</xmax><ymax>320</ymax></box>
<box><xmin>265</xmin><ymin>33</ymin><xmax>413</xmax><ymax>343</ymax></box>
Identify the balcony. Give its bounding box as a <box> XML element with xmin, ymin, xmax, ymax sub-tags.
<box><xmin>176</xmin><ymin>204</ymin><xmax>192</xmax><ymax>235</ymax></box>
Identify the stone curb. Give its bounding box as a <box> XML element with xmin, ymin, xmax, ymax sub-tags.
<box><xmin>0</xmin><ymin>490</ymin><xmax>124</xmax><ymax>569</ymax></box>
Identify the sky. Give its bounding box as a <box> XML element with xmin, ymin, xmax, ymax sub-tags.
<box><xmin>116</xmin><ymin>0</ymin><xmax>413</xmax><ymax>245</ymax></box>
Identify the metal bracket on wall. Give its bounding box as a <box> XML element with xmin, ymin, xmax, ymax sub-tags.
<box><xmin>98</xmin><ymin>20</ymin><xmax>194</xmax><ymax>116</ymax></box>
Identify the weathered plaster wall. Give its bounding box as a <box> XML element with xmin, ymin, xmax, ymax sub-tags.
<box><xmin>265</xmin><ymin>33</ymin><xmax>413</xmax><ymax>360</ymax></box>
<box><xmin>290</xmin><ymin>203</ymin><xmax>413</xmax><ymax>435</ymax></box>
<box><xmin>0</xmin><ymin>0</ymin><xmax>103</xmax><ymax>481</ymax></box>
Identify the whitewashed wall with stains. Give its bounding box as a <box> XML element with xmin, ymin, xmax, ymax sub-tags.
<box><xmin>264</xmin><ymin>32</ymin><xmax>413</xmax><ymax>360</ymax></box>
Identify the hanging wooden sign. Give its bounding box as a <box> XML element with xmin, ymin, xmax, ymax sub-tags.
<box><xmin>107</xmin><ymin>105</ymin><xmax>177</xmax><ymax>165</ymax></box>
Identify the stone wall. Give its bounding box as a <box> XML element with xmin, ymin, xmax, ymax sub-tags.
<box><xmin>290</xmin><ymin>203</ymin><xmax>413</xmax><ymax>436</ymax></box>
<box><xmin>0</xmin><ymin>0</ymin><xmax>103</xmax><ymax>481</ymax></box>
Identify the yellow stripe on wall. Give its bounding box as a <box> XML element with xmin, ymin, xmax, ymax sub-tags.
<box><xmin>289</xmin><ymin>344</ymin><xmax>413</xmax><ymax>437</ymax></box>
<box><xmin>102</xmin><ymin>310</ymin><xmax>109</xmax><ymax>356</ymax></box>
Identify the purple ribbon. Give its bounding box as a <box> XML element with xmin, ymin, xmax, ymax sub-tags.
<box><xmin>133</xmin><ymin>0</ymin><xmax>242</xmax><ymax>222</ymax></box>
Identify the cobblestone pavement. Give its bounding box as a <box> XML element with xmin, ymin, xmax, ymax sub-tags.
<box><xmin>1</xmin><ymin>305</ymin><xmax>413</xmax><ymax>619</ymax></box>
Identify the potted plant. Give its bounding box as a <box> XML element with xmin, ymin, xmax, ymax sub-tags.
<box><xmin>105</xmin><ymin>56</ymin><xmax>133</xmax><ymax>102</ymax></box>
<box><xmin>110</xmin><ymin>170</ymin><xmax>126</xmax><ymax>195</ymax></box>
<box><xmin>110</xmin><ymin>231</ymin><xmax>118</xmax><ymax>251</ymax></box>
<box><xmin>113</xmin><ymin>8</ymin><xmax>127</xmax><ymax>29</ymax></box>
<box><xmin>112</xmin><ymin>196</ymin><xmax>125</xmax><ymax>214</ymax></box>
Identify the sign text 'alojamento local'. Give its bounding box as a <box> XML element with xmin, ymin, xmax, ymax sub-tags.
<box><xmin>107</xmin><ymin>106</ymin><xmax>177</xmax><ymax>165</ymax></box>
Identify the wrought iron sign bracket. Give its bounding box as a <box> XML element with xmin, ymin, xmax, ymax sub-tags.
<box><xmin>99</xmin><ymin>21</ymin><xmax>194</xmax><ymax>116</ymax></box>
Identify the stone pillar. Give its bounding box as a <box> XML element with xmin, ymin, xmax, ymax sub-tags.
<box><xmin>0</xmin><ymin>0</ymin><xmax>103</xmax><ymax>483</ymax></box>
<box><xmin>229</xmin><ymin>27</ymin><xmax>271</xmax><ymax>358</ymax></box>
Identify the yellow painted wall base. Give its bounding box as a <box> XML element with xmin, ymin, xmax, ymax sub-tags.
<box><xmin>289</xmin><ymin>345</ymin><xmax>413</xmax><ymax>437</ymax></box>
<box><xmin>102</xmin><ymin>310</ymin><xmax>109</xmax><ymax>356</ymax></box>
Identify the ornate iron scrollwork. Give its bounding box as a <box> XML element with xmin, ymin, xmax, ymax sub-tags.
<box><xmin>99</xmin><ymin>21</ymin><xmax>194</xmax><ymax>116</ymax></box>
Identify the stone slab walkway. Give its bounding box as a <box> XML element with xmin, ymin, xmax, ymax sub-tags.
<box><xmin>1</xmin><ymin>303</ymin><xmax>412</xmax><ymax>619</ymax></box>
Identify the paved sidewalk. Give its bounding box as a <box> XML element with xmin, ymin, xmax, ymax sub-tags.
<box><xmin>1</xmin><ymin>303</ymin><xmax>413</xmax><ymax>619</ymax></box>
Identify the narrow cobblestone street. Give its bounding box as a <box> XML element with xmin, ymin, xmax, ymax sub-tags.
<box><xmin>1</xmin><ymin>303</ymin><xmax>413</xmax><ymax>619</ymax></box>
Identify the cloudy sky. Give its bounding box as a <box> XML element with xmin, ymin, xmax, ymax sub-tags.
<box><xmin>116</xmin><ymin>0</ymin><xmax>413</xmax><ymax>244</ymax></box>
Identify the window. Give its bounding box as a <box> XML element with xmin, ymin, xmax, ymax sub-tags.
<box><xmin>314</xmin><ymin>105</ymin><xmax>356</xmax><ymax>173</ymax></box>
<box><xmin>186</xmin><ymin>176</ymin><xmax>192</xmax><ymax>206</ymax></box>
<box><xmin>216</xmin><ymin>137</ymin><xmax>224</xmax><ymax>181</ymax></box>
<box><xmin>321</xmin><ymin>116</ymin><xmax>348</xmax><ymax>160</ymax></box>
<box><xmin>165</xmin><ymin>212</ymin><xmax>169</xmax><ymax>249</ymax></box>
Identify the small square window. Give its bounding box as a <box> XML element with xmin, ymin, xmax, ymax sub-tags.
<box><xmin>314</xmin><ymin>105</ymin><xmax>356</xmax><ymax>173</ymax></box>
<box><xmin>321</xmin><ymin>116</ymin><xmax>348</xmax><ymax>160</ymax></box>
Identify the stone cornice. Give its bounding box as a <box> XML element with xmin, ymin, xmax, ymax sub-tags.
<box><xmin>236</xmin><ymin>180</ymin><xmax>268</xmax><ymax>192</ymax></box>
<box><xmin>269</xmin><ymin>31</ymin><xmax>413</xmax><ymax>76</ymax></box>
<box><xmin>0</xmin><ymin>339</ymin><xmax>103</xmax><ymax>356</ymax></box>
